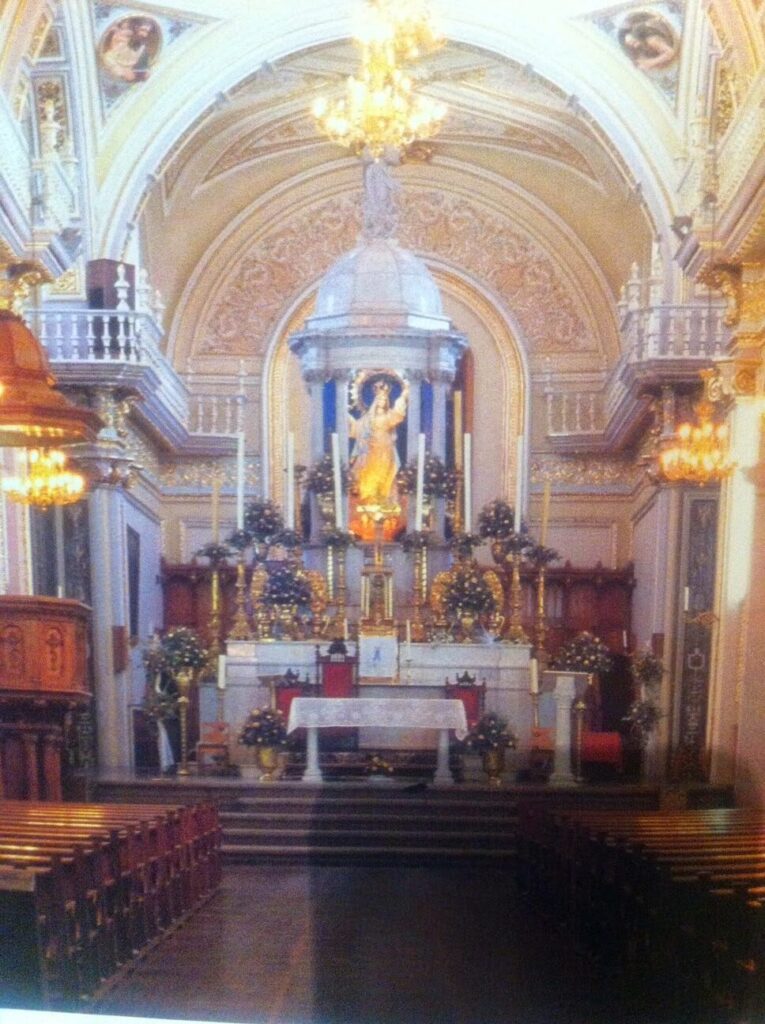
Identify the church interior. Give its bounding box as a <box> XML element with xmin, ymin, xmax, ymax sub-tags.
<box><xmin>0</xmin><ymin>0</ymin><xmax>764</xmax><ymax>1020</ymax></box>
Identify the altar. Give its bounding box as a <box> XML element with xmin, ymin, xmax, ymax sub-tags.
<box><xmin>199</xmin><ymin>638</ymin><xmax>535</xmax><ymax>755</ymax></box>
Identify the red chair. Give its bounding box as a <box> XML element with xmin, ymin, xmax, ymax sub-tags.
<box><xmin>316</xmin><ymin>642</ymin><xmax>358</xmax><ymax>750</ymax></box>
<box><xmin>269</xmin><ymin>669</ymin><xmax>316</xmax><ymax>721</ymax></box>
<box><xmin>445</xmin><ymin>671</ymin><xmax>486</xmax><ymax>733</ymax></box>
<box><xmin>580</xmin><ymin>730</ymin><xmax>624</xmax><ymax>772</ymax></box>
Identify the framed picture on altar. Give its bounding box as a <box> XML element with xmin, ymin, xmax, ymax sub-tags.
<box><xmin>358</xmin><ymin>634</ymin><xmax>398</xmax><ymax>683</ymax></box>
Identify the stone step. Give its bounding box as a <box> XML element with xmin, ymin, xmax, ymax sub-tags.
<box><xmin>221</xmin><ymin>842</ymin><xmax>517</xmax><ymax>864</ymax></box>
<box><xmin>223</xmin><ymin>826</ymin><xmax>516</xmax><ymax>848</ymax></box>
<box><xmin>220</xmin><ymin>810</ymin><xmax>517</xmax><ymax>831</ymax></box>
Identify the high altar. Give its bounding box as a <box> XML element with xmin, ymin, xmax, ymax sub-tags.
<box><xmin>201</xmin><ymin>157</ymin><xmax>541</xmax><ymax>768</ymax></box>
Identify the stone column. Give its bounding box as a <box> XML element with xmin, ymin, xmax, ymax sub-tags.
<box><xmin>431</xmin><ymin>375</ymin><xmax>449</xmax><ymax>461</ymax></box>
<box><xmin>549</xmin><ymin>674</ymin><xmax>577</xmax><ymax>785</ymax></box>
<box><xmin>335</xmin><ymin>372</ymin><xmax>351</xmax><ymax>465</ymax></box>
<box><xmin>306</xmin><ymin>372</ymin><xmax>326</xmax><ymax>462</ymax></box>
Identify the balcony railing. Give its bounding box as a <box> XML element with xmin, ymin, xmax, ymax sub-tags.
<box><xmin>622</xmin><ymin>304</ymin><xmax>726</xmax><ymax>363</ymax></box>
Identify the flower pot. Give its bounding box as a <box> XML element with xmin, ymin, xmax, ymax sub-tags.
<box><xmin>257</xmin><ymin>745</ymin><xmax>281</xmax><ymax>782</ymax></box>
<box><xmin>482</xmin><ymin>747</ymin><xmax>505</xmax><ymax>786</ymax></box>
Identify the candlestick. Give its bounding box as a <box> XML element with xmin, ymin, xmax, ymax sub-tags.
<box><xmin>286</xmin><ymin>431</ymin><xmax>295</xmax><ymax>530</ymax></box>
<box><xmin>463</xmin><ymin>432</ymin><xmax>472</xmax><ymax>533</ymax></box>
<box><xmin>236</xmin><ymin>432</ymin><xmax>245</xmax><ymax>530</ymax></box>
<box><xmin>453</xmin><ymin>390</ymin><xmax>463</xmax><ymax>470</ymax></box>
<box><xmin>514</xmin><ymin>434</ymin><xmax>524</xmax><ymax>533</ymax></box>
<box><xmin>539</xmin><ymin>479</ymin><xmax>551</xmax><ymax>547</ymax></box>
<box><xmin>211</xmin><ymin>472</ymin><xmax>221</xmax><ymax>543</ymax></box>
<box><xmin>415</xmin><ymin>433</ymin><xmax>426</xmax><ymax>532</ymax></box>
<box><xmin>331</xmin><ymin>432</ymin><xmax>343</xmax><ymax>529</ymax></box>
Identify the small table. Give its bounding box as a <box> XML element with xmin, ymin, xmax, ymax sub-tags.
<box><xmin>287</xmin><ymin>697</ymin><xmax>468</xmax><ymax>785</ymax></box>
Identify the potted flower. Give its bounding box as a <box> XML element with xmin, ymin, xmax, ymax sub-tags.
<box><xmin>195</xmin><ymin>541</ymin><xmax>232</xmax><ymax>567</ymax></box>
<box><xmin>625</xmin><ymin>649</ymin><xmax>664</xmax><ymax>749</ymax></box>
<box><xmin>442</xmin><ymin>565</ymin><xmax>496</xmax><ymax>640</ymax></box>
<box><xmin>447</xmin><ymin>531</ymin><xmax>483</xmax><ymax>562</ymax></box>
<box><xmin>465</xmin><ymin>712</ymin><xmax>517</xmax><ymax>785</ymax></box>
<box><xmin>238</xmin><ymin>706</ymin><xmax>288</xmax><ymax>781</ymax></box>
<box><xmin>243</xmin><ymin>499</ymin><xmax>284</xmax><ymax>560</ymax></box>
<box><xmin>552</xmin><ymin>631</ymin><xmax>613</xmax><ymax>676</ymax></box>
<box><xmin>477</xmin><ymin>500</ymin><xmax>530</xmax><ymax>563</ymax></box>
<box><xmin>305</xmin><ymin>455</ymin><xmax>350</xmax><ymax>526</ymax></box>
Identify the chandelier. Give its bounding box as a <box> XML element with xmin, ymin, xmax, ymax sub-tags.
<box><xmin>656</xmin><ymin>380</ymin><xmax>732</xmax><ymax>485</ymax></box>
<box><xmin>2</xmin><ymin>448</ymin><xmax>86</xmax><ymax>507</ymax></box>
<box><xmin>313</xmin><ymin>0</ymin><xmax>447</xmax><ymax>156</ymax></box>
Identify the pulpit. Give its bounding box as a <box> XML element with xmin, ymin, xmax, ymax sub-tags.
<box><xmin>0</xmin><ymin>596</ymin><xmax>91</xmax><ymax>800</ymax></box>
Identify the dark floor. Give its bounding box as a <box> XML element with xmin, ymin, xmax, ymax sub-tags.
<box><xmin>89</xmin><ymin>863</ymin><xmax>716</xmax><ymax>1024</ymax></box>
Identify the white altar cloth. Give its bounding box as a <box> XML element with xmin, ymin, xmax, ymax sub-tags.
<box><xmin>287</xmin><ymin>697</ymin><xmax>468</xmax><ymax>739</ymax></box>
<box><xmin>287</xmin><ymin>697</ymin><xmax>468</xmax><ymax>784</ymax></box>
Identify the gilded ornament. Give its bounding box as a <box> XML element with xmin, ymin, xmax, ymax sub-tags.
<box><xmin>0</xmin><ymin>242</ymin><xmax>52</xmax><ymax>315</ymax></box>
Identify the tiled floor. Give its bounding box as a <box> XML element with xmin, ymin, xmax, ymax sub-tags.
<box><xmin>94</xmin><ymin>864</ymin><xmax>694</xmax><ymax>1024</ymax></box>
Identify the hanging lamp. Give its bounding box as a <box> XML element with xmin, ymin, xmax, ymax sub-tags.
<box><xmin>0</xmin><ymin>247</ymin><xmax>101</xmax><ymax>446</ymax></box>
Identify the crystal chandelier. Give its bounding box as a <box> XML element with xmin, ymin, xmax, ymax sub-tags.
<box><xmin>657</xmin><ymin>381</ymin><xmax>732</xmax><ymax>485</ymax></box>
<box><xmin>2</xmin><ymin>448</ymin><xmax>86</xmax><ymax>507</ymax></box>
<box><xmin>313</xmin><ymin>0</ymin><xmax>446</xmax><ymax>156</ymax></box>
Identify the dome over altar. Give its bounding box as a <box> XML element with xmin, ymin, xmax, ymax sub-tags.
<box><xmin>315</xmin><ymin>236</ymin><xmax>443</xmax><ymax>319</ymax></box>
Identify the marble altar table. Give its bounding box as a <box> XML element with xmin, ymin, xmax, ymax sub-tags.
<box><xmin>288</xmin><ymin>697</ymin><xmax>468</xmax><ymax>785</ymax></box>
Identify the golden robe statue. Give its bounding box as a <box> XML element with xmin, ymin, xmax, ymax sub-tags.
<box><xmin>349</xmin><ymin>378</ymin><xmax>409</xmax><ymax>540</ymax></box>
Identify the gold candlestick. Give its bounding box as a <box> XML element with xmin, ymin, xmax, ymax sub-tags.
<box><xmin>175</xmin><ymin>667</ymin><xmax>194</xmax><ymax>776</ymax></box>
<box><xmin>228</xmin><ymin>554</ymin><xmax>253</xmax><ymax>640</ymax></box>
<box><xmin>535</xmin><ymin>564</ymin><xmax>549</xmax><ymax>667</ymax></box>
<box><xmin>507</xmin><ymin>551</ymin><xmax>529</xmax><ymax>644</ymax></box>
<box><xmin>531</xmin><ymin>690</ymin><xmax>540</xmax><ymax>730</ymax></box>
<box><xmin>410</xmin><ymin>544</ymin><xmax>428</xmax><ymax>642</ymax></box>
<box><xmin>326</xmin><ymin>544</ymin><xmax>335</xmax><ymax>601</ymax></box>
<box><xmin>207</xmin><ymin>567</ymin><xmax>222</xmax><ymax>659</ymax></box>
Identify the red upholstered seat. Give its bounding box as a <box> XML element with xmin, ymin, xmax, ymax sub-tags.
<box><xmin>320</xmin><ymin>662</ymin><xmax>356</xmax><ymax>698</ymax></box>
<box><xmin>274</xmin><ymin>685</ymin><xmax>308</xmax><ymax>720</ymax></box>
<box><xmin>445</xmin><ymin>674</ymin><xmax>486</xmax><ymax>732</ymax></box>
<box><xmin>581</xmin><ymin>730</ymin><xmax>623</xmax><ymax>770</ymax></box>
<box><xmin>316</xmin><ymin>644</ymin><xmax>359</xmax><ymax>751</ymax></box>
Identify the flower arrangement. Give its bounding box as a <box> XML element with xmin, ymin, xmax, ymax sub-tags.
<box><xmin>195</xmin><ymin>541</ymin><xmax>232</xmax><ymax>566</ymax></box>
<box><xmin>321</xmin><ymin>528</ymin><xmax>357</xmax><ymax>549</ymax></box>
<box><xmin>396</xmin><ymin>454</ymin><xmax>454</xmax><ymax>498</ymax></box>
<box><xmin>244</xmin><ymin>499</ymin><xmax>284</xmax><ymax>543</ymax></box>
<box><xmin>465</xmin><ymin>713</ymin><xmax>517</xmax><ymax>753</ymax></box>
<box><xmin>442</xmin><ymin>565</ymin><xmax>496</xmax><ymax>617</ymax></box>
<box><xmin>623</xmin><ymin>700</ymin><xmax>662</xmax><ymax>746</ymax></box>
<box><xmin>630</xmin><ymin>649</ymin><xmax>664</xmax><ymax>687</ymax></box>
<box><xmin>238</xmin><ymin>707</ymin><xmax>288</xmax><ymax>748</ymax></box>
<box><xmin>477</xmin><ymin>499</ymin><xmax>515</xmax><ymax>539</ymax></box>
<box><xmin>155</xmin><ymin>627</ymin><xmax>207</xmax><ymax>673</ymax></box>
<box><xmin>274</xmin><ymin>529</ymin><xmax>303</xmax><ymax>551</ymax></box>
<box><xmin>526</xmin><ymin>543</ymin><xmax>560</xmax><ymax>568</ymax></box>
<box><xmin>400</xmin><ymin>530</ymin><xmax>434</xmax><ymax>552</ymax></box>
<box><xmin>263</xmin><ymin>565</ymin><xmax>312</xmax><ymax>607</ymax></box>
<box><xmin>448</xmin><ymin>531</ymin><xmax>482</xmax><ymax>560</ymax></box>
<box><xmin>366</xmin><ymin>753</ymin><xmax>395</xmax><ymax>777</ymax></box>
<box><xmin>305</xmin><ymin>455</ymin><xmax>350</xmax><ymax>495</ymax></box>
<box><xmin>227</xmin><ymin>528</ymin><xmax>253</xmax><ymax>552</ymax></box>
<box><xmin>553</xmin><ymin>631</ymin><xmax>613</xmax><ymax>675</ymax></box>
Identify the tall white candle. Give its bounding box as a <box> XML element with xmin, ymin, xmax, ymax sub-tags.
<box><xmin>217</xmin><ymin>654</ymin><xmax>227</xmax><ymax>691</ymax></box>
<box><xmin>513</xmin><ymin>434</ymin><xmax>525</xmax><ymax>533</ymax></box>
<box><xmin>285</xmin><ymin>432</ymin><xmax>295</xmax><ymax>530</ymax></box>
<box><xmin>539</xmin><ymin>479</ymin><xmax>551</xmax><ymax>547</ymax></box>
<box><xmin>236</xmin><ymin>433</ymin><xmax>245</xmax><ymax>530</ymax></box>
<box><xmin>453</xmin><ymin>391</ymin><xmax>463</xmax><ymax>470</ymax></box>
<box><xmin>415</xmin><ymin>432</ymin><xmax>426</xmax><ymax>532</ymax></box>
<box><xmin>529</xmin><ymin>656</ymin><xmax>539</xmax><ymax>694</ymax></box>
<box><xmin>463</xmin><ymin>432</ymin><xmax>472</xmax><ymax>532</ymax></box>
<box><xmin>331</xmin><ymin>432</ymin><xmax>343</xmax><ymax>529</ymax></box>
<box><xmin>683</xmin><ymin>586</ymin><xmax>689</xmax><ymax>612</ymax></box>
<box><xmin>211</xmin><ymin>473</ymin><xmax>221</xmax><ymax>543</ymax></box>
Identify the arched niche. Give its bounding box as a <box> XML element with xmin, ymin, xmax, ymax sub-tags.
<box><xmin>263</xmin><ymin>269</ymin><xmax>528</xmax><ymax>522</ymax></box>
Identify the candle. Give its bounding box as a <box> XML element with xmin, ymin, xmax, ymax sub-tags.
<box><xmin>683</xmin><ymin>586</ymin><xmax>689</xmax><ymax>612</ymax></box>
<box><xmin>514</xmin><ymin>434</ymin><xmax>525</xmax><ymax>533</ymax></box>
<box><xmin>463</xmin><ymin>432</ymin><xmax>472</xmax><ymax>532</ymax></box>
<box><xmin>415</xmin><ymin>433</ymin><xmax>426</xmax><ymax>532</ymax></box>
<box><xmin>217</xmin><ymin>654</ymin><xmax>227</xmax><ymax>691</ymax></box>
<box><xmin>453</xmin><ymin>390</ymin><xmax>463</xmax><ymax>470</ymax></box>
<box><xmin>285</xmin><ymin>432</ymin><xmax>295</xmax><ymax>530</ymax></box>
<box><xmin>530</xmin><ymin>657</ymin><xmax>539</xmax><ymax>694</ymax></box>
<box><xmin>211</xmin><ymin>473</ymin><xmax>221</xmax><ymax>543</ymax></box>
<box><xmin>236</xmin><ymin>432</ymin><xmax>245</xmax><ymax>530</ymax></box>
<box><xmin>539</xmin><ymin>479</ymin><xmax>551</xmax><ymax>547</ymax></box>
<box><xmin>331</xmin><ymin>432</ymin><xmax>343</xmax><ymax>529</ymax></box>
<box><xmin>343</xmin><ymin>617</ymin><xmax>349</xmax><ymax>641</ymax></box>
<box><xmin>622</xmin><ymin>630</ymin><xmax>628</xmax><ymax>650</ymax></box>
<box><xmin>406</xmin><ymin>619</ymin><xmax>412</xmax><ymax>646</ymax></box>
